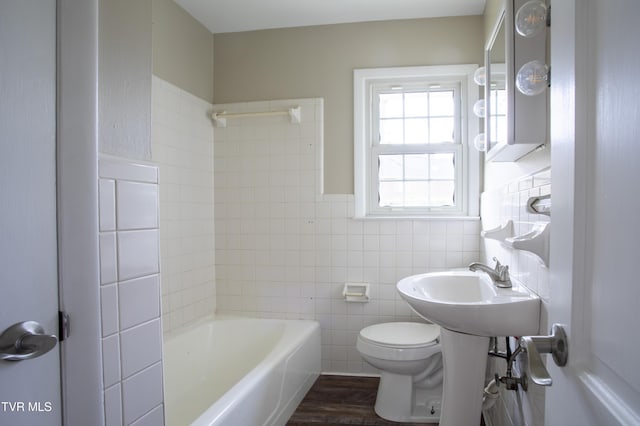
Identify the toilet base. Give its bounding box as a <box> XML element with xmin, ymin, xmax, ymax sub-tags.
<box><xmin>374</xmin><ymin>371</ymin><xmax>442</xmax><ymax>423</ymax></box>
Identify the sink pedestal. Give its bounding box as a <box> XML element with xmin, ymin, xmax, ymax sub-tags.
<box><xmin>439</xmin><ymin>328</ymin><xmax>490</xmax><ymax>426</ymax></box>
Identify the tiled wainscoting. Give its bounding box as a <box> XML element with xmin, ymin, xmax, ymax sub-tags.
<box><xmin>481</xmin><ymin>168</ymin><xmax>551</xmax><ymax>426</ymax></box>
<box><xmin>151</xmin><ymin>76</ymin><xmax>216</xmax><ymax>334</ymax></box>
<box><xmin>213</xmin><ymin>98</ymin><xmax>481</xmax><ymax>374</ymax></box>
<box><xmin>98</xmin><ymin>157</ymin><xmax>164</xmax><ymax>425</ymax></box>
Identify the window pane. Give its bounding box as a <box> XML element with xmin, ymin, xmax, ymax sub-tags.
<box><xmin>404</xmin><ymin>92</ymin><xmax>428</xmax><ymax>117</ymax></box>
<box><xmin>405</xmin><ymin>118</ymin><xmax>429</xmax><ymax>144</ymax></box>
<box><xmin>429</xmin><ymin>181</ymin><xmax>455</xmax><ymax>206</ymax></box>
<box><xmin>405</xmin><ymin>154</ymin><xmax>429</xmax><ymax>179</ymax></box>
<box><xmin>496</xmin><ymin>90</ymin><xmax>507</xmax><ymax>115</ymax></box>
<box><xmin>405</xmin><ymin>182</ymin><xmax>429</xmax><ymax>206</ymax></box>
<box><xmin>379</xmin><ymin>119</ymin><xmax>403</xmax><ymax>144</ymax></box>
<box><xmin>496</xmin><ymin>116</ymin><xmax>507</xmax><ymax>144</ymax></box>
<box><xmin>379</xmin><ymin>181</ymin><xmax>404</xmax><ymax>207</ymax></box>
<box><xmin>429</xmin><ymin>117</ymin><xmax>454</xmax><ymax>143</ymax></box>
<box><xmin>429</xmin><ymin>91</ymin><xmax>455</xmax><ymax>116</ymax></box>
<box><xmin>379</xmin><ymin>93</ymin><xmax>403</xmax><ymax>118</ymax></box>
<box><xmin>379</xmin><ymin>155</ymin><xmax>404</xmax><ymax>180</ymax></box>
<box><xmin>430</xmin><ymin>153</ymin><xmax>455</xmax><ymax>180</ymax></box>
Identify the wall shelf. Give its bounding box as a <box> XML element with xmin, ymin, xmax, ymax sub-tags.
<box><xmin>481</xmin><ymin>220</ymin><xmax>514</xmax><ymax>243</ymax></box>
<box><xmin>505</xmin><ymin>222</ymin><xmax>550</xmax><ymax>266</ymax></box>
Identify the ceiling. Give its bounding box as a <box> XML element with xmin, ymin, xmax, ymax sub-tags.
<box><xmin>174</xmin><ymin>0</ymin><xmax>487</xmax><ymax>34</ymax></box>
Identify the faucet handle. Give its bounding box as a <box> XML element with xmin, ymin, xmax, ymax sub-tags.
<box><xmin>492</xmin><ymin>257</ymin><xmax>502</xmax><ymax>270</ymax></box>
<box><xmin>492</xmin><ymin>257</ymin><xmax>510</xmax><ymax>281</ymax></box>
<box><xmin>498</xmin><ymin>265</ymin><xmax>510</xmax><ymax>280</ymax></box>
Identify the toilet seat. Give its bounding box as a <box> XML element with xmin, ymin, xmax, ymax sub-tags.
<box><xmin>359</xmin><ymin>322</ymin><xmax>440</xmax><ymax>348</ymax></box>
<box><xmin>357</xmin><ymin>322</ymin><xmax>441</xmax><ymax>361</ymax></box>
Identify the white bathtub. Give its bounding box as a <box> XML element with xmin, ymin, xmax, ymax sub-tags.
<box><xmin>163</xmin><ymin>316</ymin><xmax>321</xmax><ymax>426</ymax></box>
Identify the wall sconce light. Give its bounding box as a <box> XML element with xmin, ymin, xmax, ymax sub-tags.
<box><xmin>473</xmin><ymin>99</ymin><xmax>486</xmax><ymax>118</ymax></box>
<box><xmin>473</xmin><ymin>133</ymin><xmax>487</xmax><ymax>151</ymax></box>
<box><xmin>514</xmin><ymin>0</ymin><xmax>550</xmax><ymax>96</ymax></box>
<box><xmin>473</xmin><ymin>67</ymin><xmax>486</xmax><ymax>86</ymax></box>
<box><xmin>516</xmin><ymin>60</ymin><xmax>549</xmax><ymax>96</ymax></box>
<box><xmin>515</xmin><ymin>0</ymin><xmax>549</xmax><ymax>38</ymax></box>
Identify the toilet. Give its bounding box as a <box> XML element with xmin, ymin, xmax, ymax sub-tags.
<box><xmin>357</xmin><ymin>322</ymin><xmax>443</xmax><ymax>423</ymax></box>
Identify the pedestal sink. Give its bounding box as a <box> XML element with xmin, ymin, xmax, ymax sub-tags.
<box><xmin>397</xmin><ymin>270</ymin><xmax>540</xmax><ymax>426</ymax></box>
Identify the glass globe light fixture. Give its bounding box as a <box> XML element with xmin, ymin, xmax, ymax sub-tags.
<box><xmin>516</xmin><ymin>60</ymin><xmax>549</xmax><ymax>96</ymax></box>
<box><xmin>473</xmin><ymin>67</ymin><xmax>486</xmax><ymax>86</ymax></box>
<box><xmin>515</xmin><ymin>0</ymin><xmax>548</xmax><ymax>38</ymax></box>
<box><xmin>473</xmin><ymin>99</ymin><xmax>486</xmax><ymax>118</ymax></box>
<box><xmin>473</xmin><ymin>133</ymin><xmax>487</xmax><ymax>152</ymax></box>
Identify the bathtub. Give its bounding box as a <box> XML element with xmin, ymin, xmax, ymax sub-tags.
<box><xmin>163</xmin><ymin>316</ymin><xmax>321</xmax><ymax>426</ymax></box>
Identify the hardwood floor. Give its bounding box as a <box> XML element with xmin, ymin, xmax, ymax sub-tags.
<box><xmin>286</xmin><ymin>375</ymin><xmax>438</xmax><ymax>426</ymax></box>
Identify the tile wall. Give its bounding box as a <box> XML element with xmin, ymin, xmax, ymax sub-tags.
<box><xmin>151</xmin><ymin>76</ymin><xmax>216</xmax><ymax>334</ymax></box>
<box><xmin>98</xmin><ymin>157</ymin><xmax>164</xmax><ymax>426</ymax></box>
<box><xmin>213</xmin><ymin>98</ymin><xmax>482</xmax><ymax>374</ymax></box>
<box><xmin>480</xmin><ymin>168</ymin><xmax>551</xmax><ymax>426</ymax></box>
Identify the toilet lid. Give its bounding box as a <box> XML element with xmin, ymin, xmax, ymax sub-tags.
<box><xmin>359</xmin><ymin>322</ymin><xmax>440</xmax><ymax>348</ymax></box>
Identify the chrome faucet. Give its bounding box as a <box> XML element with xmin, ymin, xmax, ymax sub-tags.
<box><xmin>469</xmin><ymin>257</ymin><xmax>512</xmax><ymax>288</ymax></box>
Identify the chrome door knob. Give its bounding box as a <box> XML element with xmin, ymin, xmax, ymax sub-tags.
<box><xmin>0</xmin><ymin>321</ymin><xmax>58</xmax><ymax>362</ymax></box>
<box><xmin>519</xmin><ymin>323</ymin><xmax>568</xmax><ymax>386</ymax></box>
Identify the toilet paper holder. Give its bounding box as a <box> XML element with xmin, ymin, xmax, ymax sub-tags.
<box><xmin>343</xmin><ymin>283</ymin><xmax>370</xmax><ymax>302</ymax></box>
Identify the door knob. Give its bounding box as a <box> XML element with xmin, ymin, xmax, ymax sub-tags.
<box><xmin>0</xmin><ymin>321</ymin><xmax>58</xmax><ymax>362</ymax></box>
<box><xmin>519</xmin><ymin>323</ymin><xmax>568</xmax><ymax>386</ymax></box>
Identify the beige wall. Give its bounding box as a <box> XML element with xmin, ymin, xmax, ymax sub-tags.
<box><xmin>152</xmin><ymin>0</ymin><xmax>214</xmax><ymax>103</ymax></box>
<box><xmin>99</xmin><ymin>0</ymin><xmax>152</xmax><ymax>160</ymax></box>
<box><xmin>214</xmin><ymin>16</ymin><xmax>484</xmax><ymax>194</ymax></box>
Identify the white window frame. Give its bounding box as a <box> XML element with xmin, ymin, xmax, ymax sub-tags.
<box><xmin>354</xmin><ymin>65</ymin><xmax>480</xmax><ymax>219</ymax></box>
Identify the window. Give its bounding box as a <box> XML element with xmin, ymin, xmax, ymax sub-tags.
<box><xmin>354</xmin><ymin>65</ymin><xmax>480</xmax><ymax>218</ymax></box>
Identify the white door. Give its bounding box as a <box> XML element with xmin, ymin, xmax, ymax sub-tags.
<box><xmin>545</xmin><ymin>0</ymin><xmax>640</xmax><ymax>424</ymax></box>
<box><xmin>0</xmin><ymin>1</ymin><xmax>62</xmax><ymax>425</ymax></box>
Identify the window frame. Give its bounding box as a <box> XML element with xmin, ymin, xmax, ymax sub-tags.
<box><xmin>354</xmin><ymin>65</ymin><xmax>480</xmax><ymax>219</ymax></box>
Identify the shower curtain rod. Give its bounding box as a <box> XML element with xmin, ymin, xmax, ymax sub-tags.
<box><xmin>211</xmin><ymin>106</ymin><xmax>301</xmax><ymax>127</ymax></box>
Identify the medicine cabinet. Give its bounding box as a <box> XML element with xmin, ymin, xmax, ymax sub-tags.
<box><xmin>485</xmin><ymin>0</ymin><xmax>548</xmax><ymax>161</ymax></box>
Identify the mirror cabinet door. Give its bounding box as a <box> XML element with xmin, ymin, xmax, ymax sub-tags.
<box><xmin>485</xmin><ymin>0</ymin><xmax>548</xmax><ymax>162</ymax></box>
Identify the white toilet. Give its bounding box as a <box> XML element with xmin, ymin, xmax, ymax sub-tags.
<box><xmin>357</xmin><ymin>322</ymin><xmax>443</xmax><ymax>423</ymax></box>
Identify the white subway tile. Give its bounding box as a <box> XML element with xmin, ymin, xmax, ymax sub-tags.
<box><xmin>446</xmin><ymin>221</ymin><xmax>465</xmax><ymax>235</ymax></box>
<box><xmin>102</xmin><ymin>335</ymin><xmax>121</xmax><ymax>388</ymax></box>
<box><xmin>119</xmin><ymin>275</ymin><xmax>160</xmax><ymax>330</ymax></box>
<box><xmin>120</xmin><ymin>319</ymin><xmax>162</xmax><ymax>378</ymax></box>
<box><xmin>116</xmin><ymin>181</ymin><xmax>158</xmax><ymax>230</ymax></box>
<box><xmin>378</xmin><ymin>235</ymin><xmax>396</xmax><ymax>251</ymax></box>
<box><xmin>446</xmin><ymin>235</ymin><xmax>464</xmax><ymax>252</ymax></box>
<box><xmin>430</xmin><ymin>221</ymin><xmax>447</xmax><ymax>234</ymax></box>
<box><xmin>121</xmin><ymin>363</ymin><xmax>163</xmax><ymax>425</ymax></box>
<box><xmin>429</xmin><ymin>235</ymin><xmax>447</xmax><ymax>251</ymax></box>
<box><xmin>99</xmin><ymin>232</ymin><xmax>118</xmax><ymax>285</ymax></box>
<box><xmin>130</xmin><ymin>404</ymin><xmax>164</xmax><ymax>426</ymax></box>
<box><xmin>100</xmin><ymin>284</ymin><xmax>118</xmax><ymax>337</ymax></box>
<box><xmin>99</xmin><ymin>179</ymin><xmax>116</xmax><ymax>231</ymax></box>
<box><xmin>104</xmin><ymin>384</ymin><xmax>122</xmax><ymax>426</ymax></box>
<box><xmin>117</xmin><ymin>230</ymin><xmax>159</xmax><ymax>281</ymax></box>
<box><xmin>99</xmin><ymin>158</ymin><xmax>158</xmax><ymax>184</ymax></box>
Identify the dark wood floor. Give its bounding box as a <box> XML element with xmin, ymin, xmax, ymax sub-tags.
<box><xmin>287</xmin><ymin>375</ymin><xmax>438</xmax><ymax>426</ymax></box>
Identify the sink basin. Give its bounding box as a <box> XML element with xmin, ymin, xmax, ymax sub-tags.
<box><xmin>397</xmin><ymin>270</ymin><xmax>540</xmax><ymax>336</ymax></box>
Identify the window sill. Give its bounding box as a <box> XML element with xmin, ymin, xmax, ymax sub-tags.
<box><xmin>352</xmin><ymin>215</ymin><xmax>480</xmax><ymax>221</ymax></box>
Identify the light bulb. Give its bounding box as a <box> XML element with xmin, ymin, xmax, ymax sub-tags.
<box><xmin>473</xmin><ymin>99</ymin><xmax>486</xmax><ymax>118</ymax></box>
<box><xmin>515</xmin><ymin>1</ymin><xmax>548</xmax><ymax>38</ymax></box>
<box><xmin>473</xmin><ymin>67</ymin><xmax>486</xmax><ymax>86</ymax></box>
<box><xmin>473</xmin><ymin>133</ymin><xmax>487</xmax><ymax>151</ymax></box>
<box><xmin>516</xmin><ymin>60</ymin><xmax>549</xmax><ymax>96</ymax></box>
